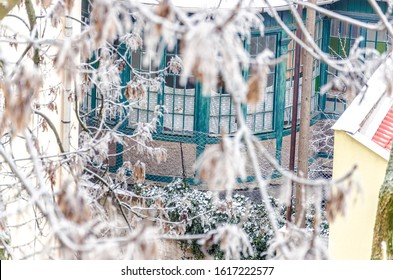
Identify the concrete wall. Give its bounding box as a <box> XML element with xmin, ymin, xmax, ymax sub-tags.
<box><xmin>122</xmin><ymin>136</ymin><xmax>277</xmax><ymax>184</ymax></box>
<box><xmin>329</xmin><ymin>130</ymin><xmax>386</xmax><ymax>259</ymax></box>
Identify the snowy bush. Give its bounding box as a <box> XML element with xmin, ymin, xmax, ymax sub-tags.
<box><xmin>135</xmin><ymin>179</ymin><xmax>330</xmax><ymax>259</ymax></box>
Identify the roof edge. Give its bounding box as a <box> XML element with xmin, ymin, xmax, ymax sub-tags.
<box><xmin>332</xmin><ymin>54</ymin><xmax>393</xmax><ymax>133</ymax></box>
<box><xmin>138</xmin><ymin>0</ymin><xmax>340</xmax><ymax>12</ymax></box>
<box><xmin>349</xmin><ymin>131</ymin><xmax>390</xmax><ymax>161</ymax></box>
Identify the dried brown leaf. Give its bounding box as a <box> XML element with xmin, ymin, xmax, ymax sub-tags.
<box><xmin>246</xmin><ymin>75</ymin><xmax>262</xmax><ymax>106</ymax></box>
<box><xmin>191</xmin><ymin>61</ymin><xmax>204</xmax><ymax>82</ymax></box>
<box><xmin>64</xmin><ymin>0</ymin><xmax>74</xmax><ymax>12</ymax></box>
<box><xmin>155</xmin><ymin>1</ymin><xmax>171</xmax><ymax>33</ymax></box>
<box><xmin>133</xmin><ymin>160</ymin><xmax>146</xmax><ymax>184</ymax></box>
<box><xmin>41</xmin><ymin>119</ymin><xmax>48</xmax><ymax>132</ymax></box>
<box><xmin>41</xmin><ymin>0</ymin><xmax>52</xmax><ymax>9</ymax></box>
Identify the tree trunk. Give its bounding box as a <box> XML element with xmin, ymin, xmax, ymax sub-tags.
<box><xmin>0</xmin><ymin>0</ymin><xmax>20</xmax><ymax>20</ymax></box>
<box><xmin>371</xmin><ymin>145</ymin><xmax>393</xmax><ymax>259</ymax></box>
<box><xmin>295</xmin><ymin>0</ymin><xmax>317</xmax><ymax>227</ymax></box>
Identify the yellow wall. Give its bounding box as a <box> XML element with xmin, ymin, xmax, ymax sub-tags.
<box><xmin>330</xmin><ymin>131</ymin><xmax>387</xmax><ymax>259</ymax></box>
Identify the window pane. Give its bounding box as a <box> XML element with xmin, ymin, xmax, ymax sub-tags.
<box><xmin>351</xmin><ymin>25</ymin><xmax>360</xmax><ymax>39</ymax></box>
<box><xmin>367</xmin><ymin>29</ymin><xmax>376</xmax><ymax>41</ymax></box>
<box><xmin>377</xmin><ymin>31</ymin><xmax>388</xmax><ymax>42</ymax></box>
<box><xmin>331</xmin><ymin>19</ymin><xmax>340</xmax><ymax>37</ymax></box>
<box><xmin>340</xmin><ymin>22</ymin><xmax>349</xmax><ymax>37</ymax></box>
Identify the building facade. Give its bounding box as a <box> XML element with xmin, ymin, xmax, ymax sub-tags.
<box><xmin>81</xmin><ymin>0</ymin><xmax>392</xmax><ymax>183</ymax></box>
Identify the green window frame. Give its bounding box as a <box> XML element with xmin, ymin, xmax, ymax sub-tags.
<box><xmin>326</xmin><ymin>17</ymin><xmax>390</xmax><ymax>114</ymax></box>
<box><xmin>245</xmin><ymin>33</ymin><xmax>277</xmax><ymax>133</ymax></box>
<box><xmin>284</xmin><ymin>18</ymin><xmax>323</xmax><ymax>127</ymax></box>
<box><xmin>162</xmin><ymin>45</ymin><xmax>196</xmax><ymax>135</ymax></box>
<box><xmin>127</xmin><ymin>48</ymin><xmax>161</xmax><ymax>128</ymax></box>
<box><xmin>284</xmin><ymin>37</ymin><xmax>298</xmax><ymax>127</ymax></box>
<box><xmin>209</xmin><ymin>88</ymin><xmax>237</xmax><ymax>135</ymax></box>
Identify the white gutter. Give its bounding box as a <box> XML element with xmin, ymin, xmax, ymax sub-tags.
<box><xmin>315</xmin><ymin>0</ymin><xmax>340</xmax><ymax>4</ymax></box>
<box><xmin>138</xmin><ymin>0</ymin><xmax>340</xmax><ymax>12</ymax></box>
<box><xmin>61</xmin><ymin>16</ymin><xmax>72</xmax><ymax>153</ymax></box>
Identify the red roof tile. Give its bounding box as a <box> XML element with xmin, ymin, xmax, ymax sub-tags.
<box><xmin>372</xmin><ymin>104</ymin><xmax>393</xmax><ymax>150</ymax></box>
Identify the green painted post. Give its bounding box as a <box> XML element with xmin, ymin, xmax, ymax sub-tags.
<box><xmin>114</xmin><ymin>141</ymin><xmax>123</xmax><ymax>171</ymax></box>
<box><xmin>121</xmin><ymin>46</ymin><xmax>131</xmax><ymax>127</ymax></box>
<box><xmin>113</xmin><ymin>45</ymin><xmax>132</xmax><ymax>172</ymax></box>
<box><xmin>242</xmin><ymin>39</ymin><xmax>250</xmax><ymax>126</ymax></box>
<box><xmin>90</xmin><ymin>54</ymin><xmax>98</xmax><ymax>117</ymax></box>
<box><xmin>195</xmin><ymin>82</ymin><xmax>210</xmax><ymax>159</ymax></box>
<box><xmin>156</xmin><ymin>48</ymin><xmax>167</xmax><ymax>134</ymax></box>
<box><xmin>91</xmin><ymin>83</ymin><xmax>97</xmax><ymax>117</ymax></box>
<box><xmin>360</xmin><ymin>26</ymin><xmax>367</xmax><ymax>49</ymax></box>
<box><xmin>275</xmin><ymin>32</ymin><xmax>291</xmax><ymax>164</ymax></box>
<box><xmin>318</xmin><ymin>17</ymin><xmax>331</xmax><ymax>112</ymax></box>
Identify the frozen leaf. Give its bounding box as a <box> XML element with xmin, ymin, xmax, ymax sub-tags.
<box><xmin>200</xmin><ymin>225</ymin><xmax>253</xmax><ymax>260</ymax></box>
<box><xmin>121</xmin><ymin>33</ymin><xmax>143</xmax><ymax>52</ymax></box>
<box><xmin>125</xmin><ymin>80</ymin><xmax>146</xmax><ymax>101</ymax></box>
<box><xmin>153</xmin><ymin>147</ymin><xmax>167</xmax><ymax>164</ymax></box>
<box><xmin>195</xmin><ymin>135</ymin><xmax>247</xmax><ymax>191</ymax></box>
<box><xmin>57</xmin><ymin>183</ymin><xmax>92</xmax><ymax>225</ymax></box>
<box><xmin>154</xmin><ymin>1</ymin><xmax>173</xmax><ymax>33</ymax></box>
<box><xmin>41</xmin><ymin>119</ymin><xmax>48</xmax><ymax>132</ymax></box>
<box><xmin>168</xmin><ymin>56</ymin><xmax>182</xmax><ymax>74</ymax></box>
<box><xmin>128</xmin><ymin>226</ymin><xmax>159</xmax><ymax>259</ymax></box>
